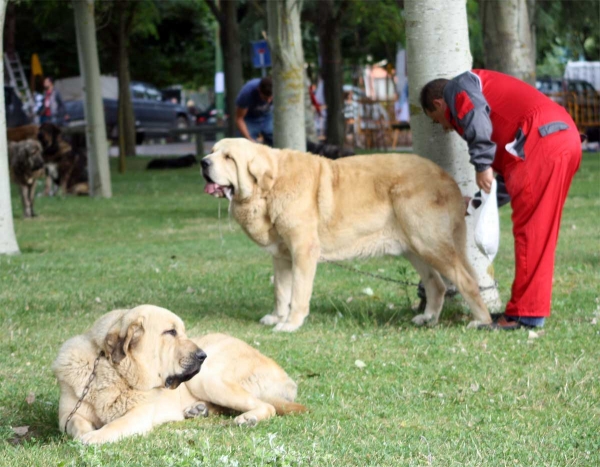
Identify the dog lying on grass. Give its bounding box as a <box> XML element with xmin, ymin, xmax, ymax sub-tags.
<box><xmin>202</xmin><ymin>138</ymin><xmax>491</xmax><ymax>331</ymax></box>
<box><xmin>53</xmin><ymin>305</ymin><xmax>306</xmax><ymax>444</ymax></box>
<box><xmin>8</xmin><ymin>139</ymin><xmax>45</xmax><ymax>218</ymax></box>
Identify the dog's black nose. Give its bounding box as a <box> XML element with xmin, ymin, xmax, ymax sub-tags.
<box><xmin>200</xmin><ymin>159</ymin><xmax>211</xmax><ymax>170</ymax></box>
<box><xmin>195</xmin><ymin>350</ymin><xmax>207</xmax><ymax>363</ymax></box>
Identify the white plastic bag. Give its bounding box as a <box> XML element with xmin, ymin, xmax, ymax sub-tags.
<box><xmin>467</xmin><ymin>179</ymin><xmax>499</xmax><ymax>262</ymax></box>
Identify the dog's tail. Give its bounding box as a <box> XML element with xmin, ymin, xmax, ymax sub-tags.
<box><xmin>267</xmin><ymin>398</ymin><xmax>309</xmax><ymax>416</ymax></box>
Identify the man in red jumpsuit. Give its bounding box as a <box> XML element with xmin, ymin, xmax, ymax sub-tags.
<box><xmin>420</xmin><ymin>70</ymin><xmax>581</xmax><ymax>330</ymax></box>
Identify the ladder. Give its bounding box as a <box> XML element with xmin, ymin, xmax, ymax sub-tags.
<box><xmin>4</xmin><ymin>52</ymin><xmax>35</xmax><ymax>118</ymax></box>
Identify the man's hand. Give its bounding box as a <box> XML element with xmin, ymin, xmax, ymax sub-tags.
<box><xmin>476</xmin><ymin>168</ymin><xmax>494</xmax><ymax>194</ymax></box>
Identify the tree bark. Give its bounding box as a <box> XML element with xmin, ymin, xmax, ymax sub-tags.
<box><xmin>73</xmin><ymin>0</ymin><xmax>112</xmax><ymax>198</ymax></box>
<box><xmin>0</xmin><ymin>0</ymin><xmax>20</xmax><ymax>255</ymax></box>
<box><xmin>317</xmin><ymin>0</ymin><xmax>345</xmax><ymax>147</ymax></box>
<box><xmin>266</xmin><ymin>0</ymin><xmax>306</xmax><ymax>151</ymax></box>
<box><xmin>207</xmin><ymin>0</ymin><xmax>244</xmax><ymax>138</ymax></box>
<box><xmin>405</xmin><ymin>0</ymin><xmax>501</xmax><ymax>311</ymax></box>
<box><xmin>116</xmin><ymin>0</ymin><xmax>137</xmax><ymax>171</ymax></box>
<box><xmin>480</xmin><ymin>0</ymin><xmax>536</xmax><ymax>85</ymax></box>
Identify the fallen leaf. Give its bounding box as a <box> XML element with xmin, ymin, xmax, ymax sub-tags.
<box><xmin>12</xmin><ymin>426</ymin><xmax>29</xmax><ymax>437</ymax></box>
<box><xmin>26</xmin><ymin>392</ymin><xmax>35</xmax><ymax>405</ymax></box>
<box><xmin>94</xmin><ymin>297</ymin><xmax>101</xmax><ymax>303</ymax></box>
<box><xmin>528</xmin><ymin>330</ymin><xmax>539</xmax><ymax>339</ymax></box>
<box><xmin>470</xmin><ymin>383</ymin><xmax>480</xmax><ymax>392</ymax></box>
<box><xmin>362</xmin><ymin>287</ymin><xmax>374</xmax><ymax>296</ymax></box>
<box><xmin>354</xmin><ymin>359</ymin><xmax>367</xmax><ymax>369</ymax></box>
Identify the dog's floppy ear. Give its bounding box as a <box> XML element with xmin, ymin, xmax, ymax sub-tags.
<box><xmin>104</xmin><ymin>317</ymin><xmax>145</xmax><ymax>364</ymax></box>
<box><xmin>248</xmin><ymin>149</ymin><xmax>274</xmax><ymax>193</ymax></box>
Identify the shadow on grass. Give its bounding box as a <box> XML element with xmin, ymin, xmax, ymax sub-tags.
<box><xmin>3</xmin><ymin>397</ymin><xmax>62</xmax><ymax>446</ymax></box>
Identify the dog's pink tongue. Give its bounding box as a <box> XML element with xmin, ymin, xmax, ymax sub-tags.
<box><xmin>204</xmin><ymin>183</ymin><xmax>218</xmax><ymax>195</ymax></box>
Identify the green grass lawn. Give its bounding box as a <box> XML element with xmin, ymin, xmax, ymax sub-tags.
<box><xmin>1</xmin><ymin>153</ymin><xmax>599</xmax><ymax>466</ymax></box>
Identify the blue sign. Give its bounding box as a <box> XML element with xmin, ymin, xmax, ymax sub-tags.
<box><xmin>251</xmin><ymin>40</ymin><xmax>272</xmax><ymax>69</ymax></box>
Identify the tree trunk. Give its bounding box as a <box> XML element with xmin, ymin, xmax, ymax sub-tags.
<box><xmin>73</xmin><ymin>0</ymin><xmax>112</xmax><ymax>198</ymax></box>
<box><xmin>317</xmin><ymin>0</ymin><xmax>344</xmax><ymax>147</ymax></box>
<box><xmin>480</xmin><ymin>0</ymin><xmax>536</xmax><ymax>85</ymax></box>
<box><xmin>0</xmin><ymin>0</ymin><xmax>20</xmax><ymax>256</ymax></box>
<box><xmin>405</xmin><ymin>0</ymin><xmax>501</xmax><ymax>311</ymax></box>
<box><xmin>220</xmin><ymin>0</ymin><xmax>243</xmax><ymax>138</ymax></box>
<box><xmin>4</xmin><ymin>1</ymin><xmax>15</xmax><ymax>56</ymax></box>
<box><xmin>266</xmin><ymin>0</ymin><xmax>306</xmax><ymax>151</ymax></box>
<box><xmin>116</xmin><ymin>0</ymin><xmax>137</xmax><ymax>172</ymax></box>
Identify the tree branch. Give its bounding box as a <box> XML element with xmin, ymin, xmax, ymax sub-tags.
<box><xmin>204</xmin><ymin>0</ymin><xmax>223</xmax><ymax>25</ymax></box>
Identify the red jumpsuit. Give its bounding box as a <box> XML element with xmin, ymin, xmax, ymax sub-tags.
<box><xmin>443</xmin><ymin>69</ymin><xmax>581</xmax><ymax>318</ymax></box>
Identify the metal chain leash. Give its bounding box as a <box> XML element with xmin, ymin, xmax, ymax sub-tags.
<box><xmin>64</xmin><ymin>352</ymin><xmax>104</xmax><ymax>433</ymax></box>
<box><xmin>323</xmin><ymin>260</ymin><xmax>420</xmax><ymax>287</ymax></box>
<box><xmin>324</xmin><ymin>260</ymin><xmax>498</xmax><ymax>293</ymax></box>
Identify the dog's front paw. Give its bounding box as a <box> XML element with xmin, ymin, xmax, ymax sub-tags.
<box><xmin>235</xmin><ymin>413</ymin><xmax>258</xmax><ymax>427</ymax></box>
<box><xmin>412</xmin><ymin>313</ymin><xmax>438</xmax><ymax>326</ymax></box>
<box><xmin>260</xmin><ymin>314</ymin><xmax>282</xmax><ymax>326</ymax></box>
<box><xmin>79</xmin><ymin>429</ymin><xmax>115</xmax><ymax>445</ymax></box>
<box><xmin>184</xmin><ymin>402</ymin><xmax>209</xmax><ymax>419</ymax></box>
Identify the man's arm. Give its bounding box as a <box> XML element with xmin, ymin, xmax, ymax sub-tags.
<box><xmin>444</xmin><ymin>74</ymin><xmax>496</xmax><ymax>176</ymax></box>
<box><xmin>235</xmin><ymin>107</ymin><xmax>254</xmax><ymax>141</ymax></box>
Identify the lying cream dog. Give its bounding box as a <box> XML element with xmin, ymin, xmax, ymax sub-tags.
<box><xmin>53</xmin><ymin>305</ymin><xmax>306</xmax><ymax>444</ymax></box>
<box><xmin>201</xmin><ymin>138</ymin><xmax>491</xmax><ymax>332</ymax></box>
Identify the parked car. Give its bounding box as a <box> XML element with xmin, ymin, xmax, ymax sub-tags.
<box><xmin>4</xmin><ymin>86</ymin><xmax>31</xmax><ymax>128</ymax></box>
<box><xmin>59</xmin><ymin>77</ymin><xmax>192</xmax><ymax>144</ymax></box>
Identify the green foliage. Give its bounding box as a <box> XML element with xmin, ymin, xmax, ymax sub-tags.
<box><xmin>536</xmin><ymin>0</ymin><xmax>600</xmax><ymax>76</ymax></box>
<box><xmin>1</xmin><ymin>153</ymin><xmax>599</xmax><ymax>465</ymax></box>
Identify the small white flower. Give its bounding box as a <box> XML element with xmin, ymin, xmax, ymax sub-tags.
<box><xmin>362</xmin><ymin>287</ymin><xmax>374</xmax><ymax>296</ymax></box>
<box><xmin>355</xmin><ymin>359</ymin><xmax>367</xmax><ymax>369</ymax></box>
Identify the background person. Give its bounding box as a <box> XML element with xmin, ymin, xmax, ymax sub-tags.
<box><xmin>39</xmin><ymin>76</ymin><xmax>67</xmax><ymax>125</ymax></box>
<box><xmin>420</xmin><ymin>69</ymin><xmax>582</xmax><ymax>330</ymax></box>
<box><xmin>235</xmin><ymin>76</ymin><xmax>273</xmax><ymax>146</ymax></box>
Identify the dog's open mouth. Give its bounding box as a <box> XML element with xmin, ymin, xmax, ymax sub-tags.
<box><xmin>204</xmin><ymin>182</ymin><xmax>234</xmax><ymax>200</ymax></box>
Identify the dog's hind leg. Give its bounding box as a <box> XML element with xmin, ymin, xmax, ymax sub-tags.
<box><xmin>416</xmin><ymin>249</ymin><xmax>491</xmax><ymax>328</ymax></box>
<box><xmin>200</xmin><ymin>380</ymin><xmax>277</xmax><ymax>427</ymax></box>
<box><xmin>260</xmin><ymin>257</ymin><xmax>293</xmax><ymax>326</ymax></box>
<box><xmin>405</xmin><ymin>252</ymin><xmax>446</xmax><ymax>326</ymax></box>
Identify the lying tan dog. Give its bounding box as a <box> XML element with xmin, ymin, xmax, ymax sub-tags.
<box><xmin>53</xmin><ymin>305</ymin><xmax>306</xmax><ymax>444</ymax></box>
<box><xmin>201</xmin><ymin>138</ymin><xmax>491</xmax><ymax>331</ymax></box>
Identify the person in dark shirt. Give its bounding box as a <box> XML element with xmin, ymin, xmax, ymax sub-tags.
<box><xmin>235</xmin><ymin>77</ymin><xmax>273</xmax><ymax>146</ymax></box>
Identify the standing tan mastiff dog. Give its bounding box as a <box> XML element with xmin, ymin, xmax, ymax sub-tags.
<box><xmin>201</xmin><ymin>138</ymin><xmax>491</xmax><ymax>332</ymax></box>
<box><xmin>53</xmin><ymin>305</ymin><xmax>306</xmax><ymax>444</ymax></box>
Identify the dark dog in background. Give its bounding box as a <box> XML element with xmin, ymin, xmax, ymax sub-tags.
<box><xmin>7</xmin><ymin>124</ymin><xmax>39</xmax><ymax>143</ymax></box>
<box><xmin>305</xmin><ymin>140</ymin><xmax>354</xmax><ymax>159</ymax></box>
<box><xmin>37</xmin><ymin>123</ymin><xmax>89</xmax><ymax>196</ymax></box>
<box><xmin>8</xmin><ymin>139</ymin><xmax>45</xmax><ymax>218</ymax></box>
<box><xmin>146</xmin><ymin>154</ymin><xmax>198</xmax><ymax>170</ymax></box>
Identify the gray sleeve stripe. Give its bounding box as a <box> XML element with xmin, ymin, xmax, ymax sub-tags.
<box><xmin>538</xmin><ymin>121</ymin><xmax>570</xmax><ymax>137</ymax></box>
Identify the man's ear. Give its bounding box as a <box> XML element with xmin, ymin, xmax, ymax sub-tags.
<box><xmin>104</xmin><ymin>318</ymin><xmax>144</xmax><ymax>364</ymax></box>
<box><xmin>432</xmin><ymin>98</ymin><xmax>445</xmax><ymax>111</ymax></box>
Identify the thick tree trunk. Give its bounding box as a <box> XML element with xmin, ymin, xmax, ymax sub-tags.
<box><xmin>267</xmin><ymin>0</ymin><xmax>306</xmax><ymax>151</ymax></box>
<box><xmin>116</xmin><ymin>0</ymin><xmax>137</xmax><ymax>171</ymax></box>
<box><xmin>317</xmin><ymin>0</ymin><xmax>344</xmax><ymax>147</ymax></box>
<box><xmin>73</xmin><ymin>0</ymin><xmax>112</xmax><ymax>198</ymax></box>
<box><xmin>405</xmin><ymin>0</ymin><xmax>501</xmax><ymax>311</ymax></box>
<box><xmin>0</xmin><ymin>0</ymin><xmax>20</xmax><ymax>255</ymax></box>
<box><xmin>480</xmin><ymin>0</ymin><xmax>536</xmax><ymax>85</ymax></box>
<box><xmin>220</xmin><ymin>0</ymin><xmax>243</xmax><ymax>138</ymax></box>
